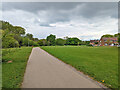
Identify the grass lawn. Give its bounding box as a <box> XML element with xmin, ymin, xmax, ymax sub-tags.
<box><xmin>2</xmin><ymin>47</ymin><xmax>32</xmax><ymax>88</ymax></box>
<box><xmin>41</xmin><ymin>46</ymin><xmax>118</xmax><ymax>89</ymax></box>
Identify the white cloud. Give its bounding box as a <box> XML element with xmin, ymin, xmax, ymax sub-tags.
<box><xmin>2</xmin><ymin>3</ymin><xmax>118</xmax><ymax>40</ymax></box>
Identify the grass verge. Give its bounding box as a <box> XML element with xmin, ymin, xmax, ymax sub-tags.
<box><xmin>2</xmin><ymin>47</ymin><xmax>32</xmax><ymax>88</ymax></box>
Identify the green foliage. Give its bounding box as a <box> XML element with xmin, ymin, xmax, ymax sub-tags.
<box><xmin>56</xmin><ymin>38</ymin><xmax>66</xmax><ymax>46</ymax></box>
<box><xmin>2</xmin><ymin>36</ymin><xmax>19</xmax><ymax>48</ymax></box>
<box><xmin>38</xmin><ymin>39</ymin><xmax>47</xmax><ymax>46</ymax></box>
<box><xmin>66</xmin><ymin>37</ymin><xmax>81</xmax><ymax>45</ymax></box>
<box><xmin>0</xmin><ymin>21</ymin><xmax>13</xmax><ymax>30</ymax></box>
<box><xmin>94</xmin><ymin>42</ymin><xmax>98</xmax><ymax>44</ymax></box>
<box><xmin>13</xmin><ymin>26</ymin><xmax>25</xmax><ymax>35</ymax></box>
<box><xmin>22</xmin><ymin>37</ymin><xmax>29</xmax><ymax>46</ymax></box>
<box><xmin>0</xmin><ymin>21</ymin><xmax>25</xmax><ymax>35</ymax></box>
<box><xmin>33</xmin><ymin>41</ymin><xmax>39</xmax><ymax>46</ymax></box>
<box><xmin>118</xmin><ymin>36</ymin><xmax>120</xmax><ymax>44</ymax></box>
<box><xmin>33</xmin><ymin>38</ymin><xmax>39</xmax><ymax>41</ymax></box>
<box><xmin>114</xmin><ymin>33</ymin><xmax>120</xmax><ymax>37</ymax></box>
<box><xmin>46</xmin><ymin>34</ymin><xmax>56</xmax><ymax>46</ymax></box>
<box><xmin>102</xmin><ymin>34</ymin><xmax>114</xmax><ymax>38</ymax></box>
<box><xmin>1</xmin><ymin>21</ymin><xmax>27</xmax><ymax>48</ymax></box>
<box><xmin>26</xmin><ymin>33</ymin><xmax>33</xmax><ymax>40</ymax></box>
<box><xmin>86</xmin><ymin>44</ymin><xmax>93</xmax><ymax>46</ymax></box>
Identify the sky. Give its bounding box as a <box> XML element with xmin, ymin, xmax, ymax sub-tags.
<box><xmin>1</xmin><ymin>2</ymin><xmax>118</xmax><ymax>40</ymax></box>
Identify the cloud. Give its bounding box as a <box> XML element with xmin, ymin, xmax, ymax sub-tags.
<box><xmin>2</xmin><ymin>2</ymin><xmax>118</xmax><ymax>40</ymax></box>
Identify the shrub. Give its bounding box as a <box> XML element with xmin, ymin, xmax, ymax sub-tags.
<box><xmin>56</xmin><ymin>38</ymin><xmax>66</xmax><ymax>46</ymax></box>
<box><xmin>86</xmin><ymin>44</ymin><xmax>93</xmax><ymax>46</ymax></box>
<box><xmin>2</xmin><ymin>37</ymin><xmax>19</xmax><ymax>48</ymax></box>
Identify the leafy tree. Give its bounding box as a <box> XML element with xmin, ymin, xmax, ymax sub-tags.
<box><xmin>66</xmin><ymin>37</ymin><xmax>81</xmax><ymax>45</ymax></box>
<box><xmin>102</xmin><ymin>34</ymin><xmax>114</xmax><ymax>38</ymax></box>
<box><xmin>56</xmin><ymin>38</ymin><xmax>66</xmax><ymax>46</ymax></box>
<box><xmin>118</xmin><ymin>36</ymin><xmax>120</xmax><ymax>45</ymax></box>
<box><xmin>0</xmin><ymin>21</ymin><xmax>25</xmax><ymax>35</ymax></box>
<box><xmin>46</xmin><ymin>34</ymin><xmax>56</xmax><ymax>46</ymax></box>
<box><xmin>13</xmin><ymin>26</ymin><xmax>25</xmax><ymax>35</ymax></box>
<box><xmin>2</xmin><ymin>36</ymin><xmax>19</xmax><ymax>48</ymax></box>
<box><xmin>29</xmin><ymin>40</ymin><xmax>34</xmax><ymax>46</ymax></box>
<box><xmin>0</xmin><ymin>21</ymin><xmax>13</xmax><ymax>30</ymax></box>
<box><xmin>26</xmin><ymin>33</ymin><xmax>33</xmax><ymax>40</ymax></box>
<box><xmin>85</xmin><ymin>41</ymin><xmax>90</xmax><ymax>45</ymax></box>
<box><xmin>114</xmin><ymin>33</ymin><xmax>120</xmax><ymax>37</ymax></box>
<box><xmin>38</xmin><ymin>39</ymin><xmax>47</xmax><ymax>46</ymax></box>
<box><xmin>94</xmin><ymin>42</ymin><xmax>98</xmax><ymax>44</ymax></box>
<box><xmin>33</xmin><ymin>41</ymin><xmax>39</xmax><ymax>46</ymax></box>
<box><xmin>14</xmin><ymin>34</ymin><xmax>23</xmax><ymax>46</ymax></box>
<box><xmin>33</xmin><ymin>38</ymin><xmax>39</xmax><ymax>41</ymax></box>
<box><xmin>22</xmin><ymin>37</ymin><xmax>29</xmax><ymax>46</ymax></box>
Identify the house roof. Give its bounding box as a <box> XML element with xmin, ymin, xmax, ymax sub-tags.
<box><xmin>90</xmin><ymin>40</ymin><xmax>99</xmax><ymax>43</ymax></box>
<box><xmin>101</xmin><ymin>37</ymin><xmax>118</xmax><ymax>40</ymax></box>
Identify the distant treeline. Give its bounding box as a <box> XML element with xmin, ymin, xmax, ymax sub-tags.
<box><xmin>0</xmin><ymin>20</ymin><xmax>120</xmax><ymax>48</ymax></box>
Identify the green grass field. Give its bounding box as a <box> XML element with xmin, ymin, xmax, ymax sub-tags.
<box><xmin>41</xmin><ymin>46</ymin><xmax>118</xmax><ymax>89</ymax></box>
<box><xmin>2</xmin><ymin>47</ymin><xmax>32</xmax><ymax>88</ymax></box>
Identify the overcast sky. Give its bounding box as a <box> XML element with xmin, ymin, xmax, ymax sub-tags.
<box><xmin>1</xmin><ymin>2</ymin><xmax>118</xmax><ymax>40</ymax></box>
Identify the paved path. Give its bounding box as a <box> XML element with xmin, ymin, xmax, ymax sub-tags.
<box><xmin>22</xmin><ymin>47</ymin><xmax>104</xmax><ymax>88</ymax></box>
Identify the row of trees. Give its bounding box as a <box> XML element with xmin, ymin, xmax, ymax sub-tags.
<box><xmin>38</xmin><ymin>34</ymin><xmax>90</xmax><ymax>46</ymax></box>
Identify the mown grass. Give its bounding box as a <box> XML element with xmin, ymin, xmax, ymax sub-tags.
<box><xmin>2</xmin><ymin>47</ymin><xmax>32</xmax><ymax>88</ymax></box>
<box><xmin>41</xmin><ymin>46</ymin><xmax>118</xmax><ymax>89</ymax></box>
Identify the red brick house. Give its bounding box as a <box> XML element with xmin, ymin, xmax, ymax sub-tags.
<box><xmin>99</xmin><ymin>37</ymin><xmax>118</xmax><ymax>46</ymax></box>
<box><xmin>90</xmin><ymin>40</ymin><xmax>99</xmax><ymax>46</ymax></box>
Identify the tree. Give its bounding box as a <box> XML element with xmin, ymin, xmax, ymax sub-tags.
<box><xmin>38</xmin><ymin>39</ymin><xmax>47</xmax><ymax>46</ymax></box>
<box><xmin>14</xmin><ymin>34</ymin><xmax>23</xmax><ymax>46</ymax></box>
<box><xmin>66</xmin><ymin>37</ymin><xmax>81</xmax><ymax>45</ymax></box>
<box><xmin>13</xmin><ymin>26</ymin><xmax>25</xmax><ymax>35</ymax></box>
<box><xmin>33</xmin><ymin>38</ymin><xmax>39</xmax><ymax>41</ymax></box>
<box><xmin>118</xmin><ymin>36</ymin><xmax>120</xmax><ymax>45</ymax></box>
<box><xmin>2</xmin><ymin>36</ymin><xmax>19</xmax><ymax>48</ymax></box>
<box><xmin>33</xmin><ymin>41</ymin><xmax>39</xmax><ymax>46</ymax></box>
<box><xmin>114</xmin><ymin>33</ymin><xmax>120</xmax><ymax>37</ymax></box>
<box><xmin>1</xmin><ymin>21</ymin><xmax>27</xmax><ymax>48</ymax></box>
<box><xmin>29</xmin><ymin>40</ymin><xmax>34</xmax><ymax>46</ymax></box>
<box><xmin>102</xmin><ymin>34</ymin><xmax>114</xmax><ymax>38</ymax></box>
<box><xmin>26</xmin><ymin>33</ymin><xmax>33</xmax><ymax>40</ymax></box>
<box><xmin>56</xmin><ymin>38</ymin><xmax>66</xmax><ymax>46</ymax></box>
<box><xmin>22</xmin><ymin>37</ymin><xmax>29</xmax><ymax>46</ymax></box>
<box><xmin>46</xmin><ymin>34</ymin><xmax>56</xmax><ymax>46</ymax></box>
<box><xmin>94</xmin><ymin>42</ymin><xmax>98</xmax><ymax>44</ymax></box>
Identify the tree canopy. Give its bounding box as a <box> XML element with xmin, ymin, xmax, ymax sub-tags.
<box><xmin>1</xmin><ymin>20</ymin><xmax>39</xmax><ymax>48</ymax></box>
<box><xmin>56</xmin><ymin>38</ymin><xmax>66</xmax><ymax>46</ymax></box>
<box><xmin>46</xmin><ymin>34</ymin><xmax>56</xmax><ymax>46</ymax></box>
<box><xmin>101</xmin><ymin>34</ymin><xmax>114</xmax><ymax>38</ymax></box>
<box><xmin>66</xmin><ymin>37</ymin><xmax>81</xmax><ymax>45</ymax></box>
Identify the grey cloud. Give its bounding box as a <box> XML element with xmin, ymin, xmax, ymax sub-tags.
<box><xmin>39</xmin><ymin>23</ymin><xmax>54</xmax><ymax>27</ymax></box>
<box><xmin>2</xmin><ymin>2</ymin><xmax>118</xmax><ymax>20</ymax></box>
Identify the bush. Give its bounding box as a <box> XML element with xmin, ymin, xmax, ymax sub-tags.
<box><xmin>56</xmin><ymin>38</ymin><xmax>66</xmax><ymax>46</ymax></box>
<box><xmin>33</xmin><ymin>41</ymin><xmax>39</xmax><ymax>46</ymax></box>
<box><xmin>2</xmin><ymin>37</ymin><xmax>19</xmax><ymax>48</ymax></box>
<box><xmin>38</xmin><ymin>39</ymin><xmax>47</xmax><ymax>46</ymax></box>
<box><xmin>86</xmin><ymin>44</ymin><xmax>93</xmax><ymax>46</ymax></box>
